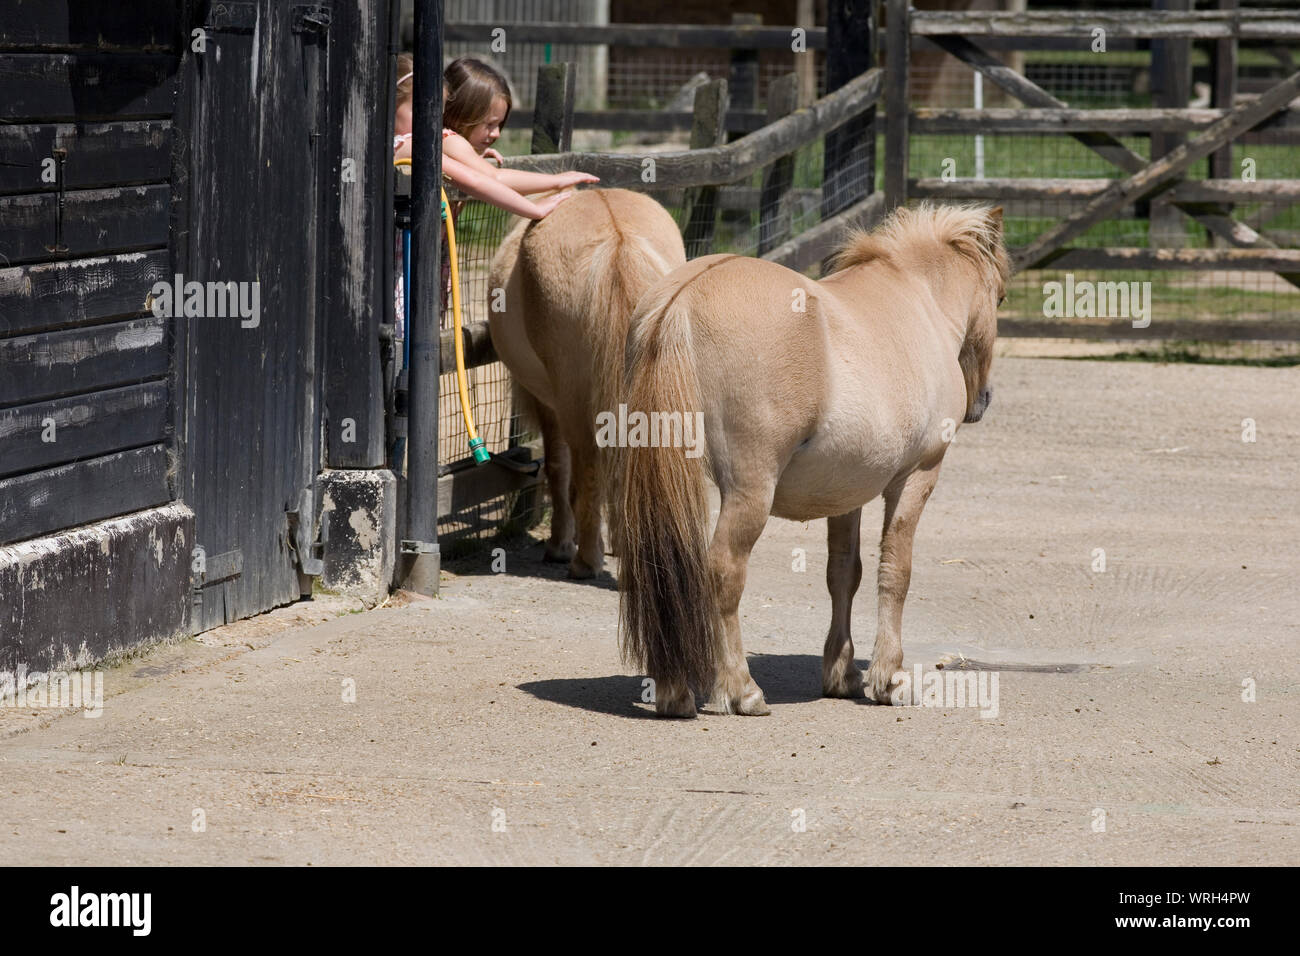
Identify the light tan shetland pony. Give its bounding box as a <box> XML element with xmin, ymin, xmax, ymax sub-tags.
<box><xmin>488</xmin><ymin>188</ymin><xmax>686</xmax><ymax>578</ymax></box>
<box><xmin>611</xmin><ymin>203</ymin><xmax>1008</xmax><ymax>717</ymax></box>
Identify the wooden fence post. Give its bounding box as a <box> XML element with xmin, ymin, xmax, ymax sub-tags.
<box><xmin>884</xmin><ymin>0</ymin><xmax>910</xmax><ymax>213</ymax></box>
<box><xmin>1209</xmin><ymin>0</ymin><xmax>1238</xmax><ymax>247</ymax></box>
<box><xmin>728</xmin><ymin>13</ymin><xmax>761</xmax><ymax>127</ymax></box>
<box><xmin>823</xmin><ymin>0</ymin><xmax>877</xmax><ymax>271</ymax></box>
<box><xmin>531</xmin><ymin>62</ymin><xmax>576</xmax><ymax>155</ymax></box>
<box><xmin>759</xmin><ymin>73</ymin><xmax>800</xmax><ymax>255</ymax></box>
<box><xmin>1150</xmin><ymin>0</ymin><xmax>1192</xmax><ymax>248</ymax></box>
<box><xmin>681</xmin><ymin>78</ymin><xmax>729</xmax><ymax>258</ymax></box>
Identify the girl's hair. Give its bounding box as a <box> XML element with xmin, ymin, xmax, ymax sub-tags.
<box><xmin>396</xmin><ymin>51</ymin><xmax>414</xmax><ymax>108</ymax></box>
<box><xmin>443</xmin><ymin>56</ymin><xmax>512</xmax><ymax>139</ymax></box>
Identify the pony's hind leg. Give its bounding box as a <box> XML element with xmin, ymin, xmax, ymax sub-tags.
<box><xmin>536</xmin><ymin>402</ymin><xmax>576</xmax><ymax>563</ymax></box>
<box><xmin>822</xmin><ymin>507</ymin><xmax>866</xmax><ymax>698</ymax></box>
<box><xmin>706</xmin><ymin>487</ymin><xmax>774</xmax><ymax>716</ymax></box>
<box><xmin>565</xmin><ymin>436</ymin><xmax>604</xmax><ymax>579</ymax></box>
<box><xmin>865</xmin><ymin>460</ymin><xmax>943</xmax><ymax>703</ymax></box>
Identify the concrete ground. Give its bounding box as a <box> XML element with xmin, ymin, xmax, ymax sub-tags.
<box><xmin>1</xmin><ymin>356</ymin><xmax>1296</xmax><ymax>865</ymax></box>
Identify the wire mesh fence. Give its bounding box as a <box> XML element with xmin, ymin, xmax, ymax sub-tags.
<box><xmin>906</xmin><ymin>43</ymin><xmax>1300</xmax><ymax>362</ymax></box>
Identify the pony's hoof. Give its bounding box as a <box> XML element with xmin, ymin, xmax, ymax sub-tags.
<box><xmin>655</xmin><ymin>686</ymin><xmax>697</xmax><ymax>718</ymax></box>
<box><xmin>707</xmin><ymin>684</ymin><xmax>771</xmax><ymax>716</ymax></box>
<box><xmin>865</xmin><ymin>662</ymin><xmax>907</xmax><ymax>704</ymax></box>
<box><xmin>566</xmin><ymin>556</ymin><xmax>601</xmax><ymax>579</ymax></box>
<box><xmin>736</xmin><ymin>688</ymin><xmax>771</xmax><ymax>716</ymax></box>
<box><xmin>822</xmin><ymin>667</ymin><xmax>866</xmax><ymax>699</ymax></box>
<box><xmin>543</xmin><ymin>541</ymin><xmax>576</xmax><ymax>563</ymax></box>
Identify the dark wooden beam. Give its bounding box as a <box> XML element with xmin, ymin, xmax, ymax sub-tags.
<box><xmin>822</xmin><ymin>0</ymin><xmax>876</xmax><ymax>228</ymax></box>
<box><xmin>884</xmin><ymin>0</ymin><xmax>910</xmax><ymax>212</ymax></box>
<box><xmin>443</xmin><ymin>22</ymin><xmax>828</xmax><ymax>49</ymax></box>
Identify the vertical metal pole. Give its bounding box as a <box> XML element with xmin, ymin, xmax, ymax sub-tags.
<box><xmin>401</xmin><ymin>0</ymin><xmax>443</xmax><ymax>594</ymax></box>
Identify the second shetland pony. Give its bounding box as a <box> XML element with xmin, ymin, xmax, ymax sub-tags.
<box><xmin>488</xmin><ymin>188</ymin><xmax>686</xmax><ymax>578</ymax></box>
<box><xmin>611</xmin><ymin>203</ymin><xmax>1008</xmax><ymax>717</ymax></box>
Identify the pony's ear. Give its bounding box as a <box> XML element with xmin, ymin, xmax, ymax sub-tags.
<box><xmin>987</xmin><ymin>206</ymin><xmax>1004</xmax><ymax>233</ymax></box>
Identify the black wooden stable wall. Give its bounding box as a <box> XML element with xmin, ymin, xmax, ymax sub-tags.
<box><xmin>0</xmin><ymin>1</ymin><xmax>393</xmax><ymax>640</ymax></box>
<box><xmin>0</xmin><ymin>5</ymin><xmax>180</xmax><ymax>544</ymax></box>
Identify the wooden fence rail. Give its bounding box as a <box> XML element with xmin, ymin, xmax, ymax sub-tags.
<box><xmin>505</xmin><ymin>67</ymin><xmax>883</xmax><ymax>189</ymax></box>
<box><xmin>911</xmin><ymin>10</ymin><xmax>1300</xmax><ymax>40</ymax></box>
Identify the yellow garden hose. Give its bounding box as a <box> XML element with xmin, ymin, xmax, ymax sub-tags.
<box><xmin>394</xmin><ymin>157</ymin><xmax>488</xmax><ymax>465</ymax></box>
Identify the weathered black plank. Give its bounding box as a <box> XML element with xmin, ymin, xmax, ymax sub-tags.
<box><xmin>0</xmin><ymin>1</ymin><xmax>180</xmax><ymax>52</ymax></box>
<box><xmin>0</xmin><ymin>121</ymin><xmax>172</xmax><ymax>195</ymax></box>
<box><xmin>0</xmin><ymin>444</ymin><xmax>171</xmax><ymax>546</ymax></box>
<box><xmin>0</xmin><ymin>381</ymin><xmax>169</xmax><ymax>477</ymax></box>
<box><xmin>0</xmin><ymin>53</ymin><xmax>177</xmax><ymax>121</ymax></box>
<box><xmin>323</xmin><ymin>0</ymin><xmax>386</xmax><ymax>469</ymax></box>
<box><xmin>0</xmin><ymin>184</ymin><xmax>170</xmax><ymax>264</ymax></box>
<box><xmin>0</xmin><ymin>251</ymin><xmax>168</xmax><ymax>336</ymax></box>
<box><xmin>0</xmin><ymin>316</ymin><xmax>168</xmax><ymax>407</ymax></box>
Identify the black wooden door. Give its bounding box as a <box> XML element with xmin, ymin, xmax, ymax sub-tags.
<box><xmin>183</xmin><ymin>0</ymin><xmax>330</xmax><ymax>632</ymax></box>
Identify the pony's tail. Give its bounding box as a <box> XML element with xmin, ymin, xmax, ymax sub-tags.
<box><xmin>582</xmin><ymin>224</ymin><xmax>679</xmax><ymax>537</ymax></box>
<box><xmin>614</xmin><ymin>288</ymin><xmax>717</xmax><ymax>695</ymax></box>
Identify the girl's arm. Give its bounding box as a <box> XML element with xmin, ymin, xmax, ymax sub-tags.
<box><xmin>442</xmin><ymin>133</ymin><xmax>598</xmax><ymax>194</ymax></box>
<box><xmin>442</xmin><ymin>154</ymin><xmax>570</xmax><ymax>220</ymax></box>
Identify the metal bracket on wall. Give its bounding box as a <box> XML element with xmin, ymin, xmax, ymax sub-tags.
<box><xmin>193</xmin><ymin>548</ymin><xmax>243</xmax><ymax>589</ymax></box>
<box><xmin>286</xmin><ymin>488</ymin><xmax>325</xmax><ymax>578</ymax></box>
<box><xmin>292</xmin><ymin>5</ymin><xmax>332</xmax><ymax>34</ymax></box>
<box><xmin>205</xmin><ymin>2</ymin><xmax>258</xmax><ymax>31</ymax></box>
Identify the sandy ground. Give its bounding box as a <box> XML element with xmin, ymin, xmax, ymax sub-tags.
<box><xmin>1</xmin><ymin>356</ymin><xmax>1296</xmax><ymax>865</ymax></box>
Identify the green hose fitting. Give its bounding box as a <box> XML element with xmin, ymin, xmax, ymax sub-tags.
<box><xmin>440</xmin><ymin>198</ymin><xmax>448</xmax><ymax>221</ymax></box>
<box><xmin>468</xmin><ymin>436</ymin><xmax>489</xmax><ymax>465</ymax></box>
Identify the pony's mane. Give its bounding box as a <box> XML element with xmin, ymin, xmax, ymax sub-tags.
<box><xmin>830</xmin><ymin>202</ymin><xmax>1009</xmax><ymax>285</ymax></box>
